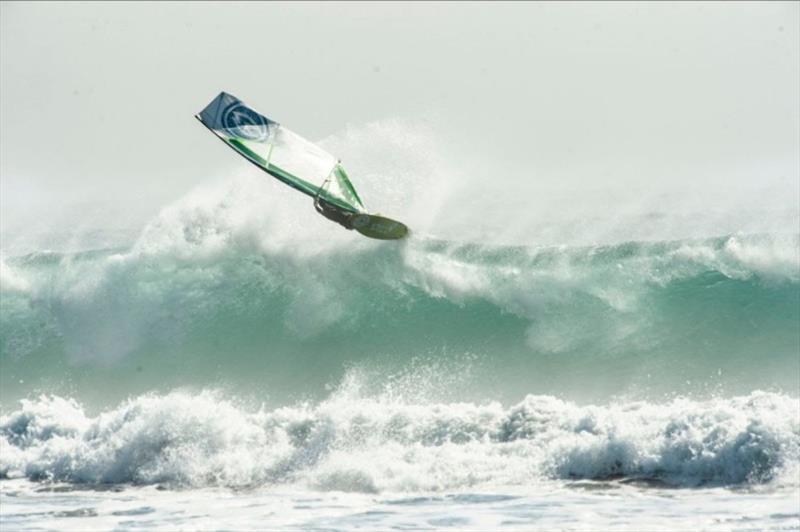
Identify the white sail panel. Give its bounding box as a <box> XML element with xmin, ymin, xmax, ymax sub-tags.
<box><xmin>269</xmin><ymin>127</ymin><xmax>338</xmax><ymax>189</ymax></box>
<box><xmin>196</xmin><ymin>92</ymin><xmax>364</xmax><ymax>212</ymax></box>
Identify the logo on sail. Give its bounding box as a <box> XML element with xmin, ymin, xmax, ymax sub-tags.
<box><xmin>222</xmin><ymin>102</ymin><xmax>270</xmax><ymax>142</ymax></box>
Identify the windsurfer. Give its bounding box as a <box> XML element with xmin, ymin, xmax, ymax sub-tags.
<box><xmin>314</xmin><ymin>196</ymin><xmax>355</xmax><ymax>230</ymax></box>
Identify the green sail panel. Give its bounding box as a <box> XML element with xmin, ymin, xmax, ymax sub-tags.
<box><xmin>329</xmin><ymin>164</ymin><xmax>364</xmax><ymax>211</ymax></box>
<box><xmin>196</xmin><ymin>92</ymin><xmax>365</xmax><ymax>213</ymax></box>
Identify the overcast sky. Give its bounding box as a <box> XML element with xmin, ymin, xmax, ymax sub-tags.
<box><xmin>1</xmin><ymin>2</ymin><xmax>798</xmax><ymax>246</ymax></box>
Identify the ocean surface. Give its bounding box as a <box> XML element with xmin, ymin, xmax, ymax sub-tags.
<box><xmin>1</xmin><ymin>166</ymin><xmax>799</xmax><ymax>530</ymax></box>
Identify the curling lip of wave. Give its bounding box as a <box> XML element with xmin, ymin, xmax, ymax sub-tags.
<box><xmin>1</xmin><ymin>231</ymin><xmax>797</xmax><ymax>346</ymax></box>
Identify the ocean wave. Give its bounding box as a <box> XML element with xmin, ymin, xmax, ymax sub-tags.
<box><xmin>1</xmin><ymin>172</ymin><xmax>798</xmax><ymax>406</ymax></box>
<box><xmin>1</xmin><ymin>389</ymin><xmax>797</xmax><ymax>491</ymax></box>
<box><xmin>1</xmin><ymin>224</ymin><xmax>798</xmax><ymax>401</ymax></box>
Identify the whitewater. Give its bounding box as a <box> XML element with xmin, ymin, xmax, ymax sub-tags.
<box><xmin>1</xmin><ymin>120</ymin><xmax>799</xmax><ymax>530</ymax></box>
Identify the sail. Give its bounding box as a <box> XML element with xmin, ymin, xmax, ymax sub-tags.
<box><xmin>196</xmin><ymin>92</ymin><xmax>365</xmax><ymax>213</ymax></box>
<box><xmin>323</xmin><ymin>164</ymin><xmax>365</xmax><ymax>212</ymax></box>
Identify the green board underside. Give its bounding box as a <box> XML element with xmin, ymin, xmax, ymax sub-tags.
<box><xmin>224</xmin><ymin>138</ymin><xmax>359</xmax><ymax>214</ymax></box>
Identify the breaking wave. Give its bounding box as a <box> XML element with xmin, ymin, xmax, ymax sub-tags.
<box><xmin>1</xmin><ymin>147</ymin><xmax>798</xmax><ymax>405</ymax></box>
<box><xmin>1</xmin><ymin>386</ymin><xmax>797</xmax><ymax>491</ymax></box>
<box><xmin>1</xmin><ymin>205</ymin><xmax>798</xmax><ymax>404</ymax></box>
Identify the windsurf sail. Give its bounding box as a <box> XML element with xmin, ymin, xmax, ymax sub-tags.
<box><xmin>195</xmin><ymin>91</ymin><xmax>365</xmax><ymax>214</ymax></box>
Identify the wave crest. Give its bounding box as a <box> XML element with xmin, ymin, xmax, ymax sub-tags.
<box><xmin>2</xmin><ymin>229</ymin><xmax>798</xmax><ymax>403</ymax></box>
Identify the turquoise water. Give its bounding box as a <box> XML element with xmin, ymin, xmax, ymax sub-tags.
<box><xmin>1</xmin><ymin>175</ymin><xmax>798</xmax><ymax>529</ymax></box>
<box><xmin>2</xmin><ymin>233</ymin><xmax>798</xmax><ymax>406</ymax></box>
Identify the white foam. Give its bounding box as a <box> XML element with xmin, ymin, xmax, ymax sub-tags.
<box><xmin>2</xmin><ymin>387</ymin><xmax>797</xmax><ymax>491</ymax></box>
<box><xmin>0</xmin><ymin>256</ymin><xmax>29</xmax><ymax>293</ymax></box>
